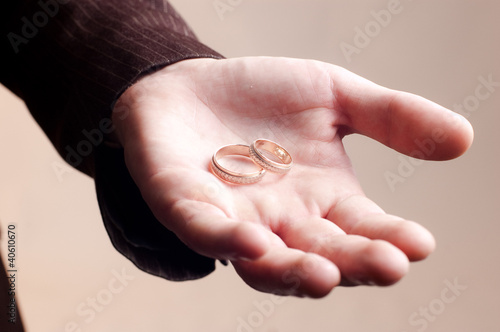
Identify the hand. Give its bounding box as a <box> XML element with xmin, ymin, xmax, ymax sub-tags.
<box><xmin>111</xmin><ymin>57</ymin><xmax>473</xmax><ymax>297</ymax></box>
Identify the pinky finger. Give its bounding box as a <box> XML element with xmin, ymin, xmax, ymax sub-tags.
<box><xmin>232</xmin><ymin>247</ymin><xmax>341</xmax><ymax>298</ymax></box>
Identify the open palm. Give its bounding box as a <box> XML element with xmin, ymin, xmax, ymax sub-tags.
<box><xmin>112</xmin><ymin>57</ymin><xmax>473</xmax><ymax>297</ymax></box>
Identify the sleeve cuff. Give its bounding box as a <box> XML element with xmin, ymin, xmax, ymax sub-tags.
<box><xmin>94</xmin><ymin>144</ymin><xmax>219</xmax><ymax>281</ymax></box>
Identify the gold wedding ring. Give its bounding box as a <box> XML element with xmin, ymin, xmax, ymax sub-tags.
<box><xmin>249</xmin><ymin>139</ymin><xmax>293</xmax><ymax>174</ymax></box>
<box><xmin>211</xmin><ymin>144</ymin><xmax>266</xmax><ymax>184</ymax></box>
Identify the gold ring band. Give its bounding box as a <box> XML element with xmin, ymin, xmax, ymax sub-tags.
<box><xmin>211</xmin><ymin>144</ymin><xmax>266</xmax><ymax>184</ymax></box>
<box><xmin>249</xmin><ymin>139</ymin><xmax>293</xmax><ymax>174</ymax></box>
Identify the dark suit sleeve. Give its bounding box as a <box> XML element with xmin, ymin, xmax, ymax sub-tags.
<box><xmin>0</xmin><ymin>0</ymin><xmax>224</xmax><ymax>280</ymax></box>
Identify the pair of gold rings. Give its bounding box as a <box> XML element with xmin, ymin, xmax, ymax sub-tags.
<box><xmin>210</xmin><ymin>139</ymin><xmax>293</xmax><ymax>185</ymax></box>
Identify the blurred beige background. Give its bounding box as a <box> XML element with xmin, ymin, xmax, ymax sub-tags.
<box><xmin>1</xmin><ymin>0</ymin><xmax>499</xmax><ymax>331</ymax></box>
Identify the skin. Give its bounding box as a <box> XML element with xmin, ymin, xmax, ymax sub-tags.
<box><xmin>111</xmin><ymin>57</ymin><xmax>473</xmax><ymax>298</ymax></box>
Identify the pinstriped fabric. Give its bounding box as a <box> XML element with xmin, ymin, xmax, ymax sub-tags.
<box><xmin>0</xmin><ymin>0</ymin><xmax>224</xmax><ymax>281</ymax></box>
<box><xmin>1</xmin><ymin>0</ymin><xmax>223</xmax><ymax>176</ymax></box>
